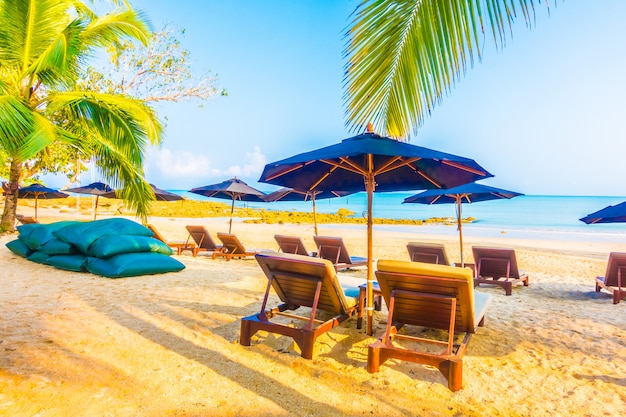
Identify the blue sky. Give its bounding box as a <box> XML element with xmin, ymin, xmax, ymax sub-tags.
<box><xmin>61</xmin><ymin>1</ymin><xmax>626</xmax><ymax>196</ymax></box>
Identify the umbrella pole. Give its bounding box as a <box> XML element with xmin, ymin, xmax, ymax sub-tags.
<box><xmin>229</xmin><ymin>196</ymin><xmax>235</xmax><ymax>233</ymax></box>
<box><xmin>366</xmin><ymin>160</ymin><xmax>375</xmax><ymax>336</ymax></box>
<box><xmin>34</xmin><ymin>195</ymin><xmax>38</xmax><ymax>219</ymax></box>
<box><xmin>312</xmin><ymin>194</ymin><xmax>318</xmax><ymax>236</ymax></box>
<box><xmin>456</xmin><ymin>197</ymin><xmax>464</xmax><ymax>267</ymax></box>
<box><xmin>94</xmin><ymin>195</ymin><xmax>99</xmax><ymax>220</ymax></box>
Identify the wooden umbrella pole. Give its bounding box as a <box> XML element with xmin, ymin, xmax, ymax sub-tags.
<box><xmin>94</xmin><ymin>195</ymin><xmax>99</xmax><ymax>220</ymax></box>
<box><xmin>34</xmin><ymin>195</ymin><xmax>38</xmax><ymax>219</ymax></box>
<box><xmin>456</xmin><ymin>196</ymin><xmax>464</xmax><ymax>267</ymax></box>
<box><xmin>312</xmin><ymin>194</ymin><xmax>318</xmax><ymax>236</ymax></box>
<box><xmin>229</xmin><ymin>196</ymin><xmax>235</xmax><ymax>233</ymax></box>
<box><xmin>366</xmin><ymin>157</ymin><xmax>375</xmax><ymax>336</ymax></box>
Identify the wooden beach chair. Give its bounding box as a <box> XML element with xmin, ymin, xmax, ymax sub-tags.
<box><xmin>313</xmin><ymin>235</ymin><xmax>367</xmax><ymax>271</ymax></box>
<box><xmin>214</xmin><ymin>232</ymin><xmax>272</xmax><ymax>261</ymax></box>
<box><xmin>274</xmin><ymin>234</ymin><xmax>314</xmax><ymax>256</ymax></box>
<box><xmin>185</xmin><ymin>225</ymin><xmax>222</xmax><ymax>257</ymax></box>
<box><xmin>407</xmin><ymin>242</ymin><xmax>451</xmax><ymax>265</ymax></box>
<box><xmin>15</xmin><ymin>214</ymin><xmax>39</xmax><ymax>224</ymax></box>
<box><xmin>240</xmin><ymin>252</ymin><xmax>360</xmax><ymax>359</ymax></box>
<box><xmin>147</xmin><ymin>224</ymin><xmax>196</xmax><ymax>255</ymax></box>
<box><xmin>472</xmin><ymin>246</ymin><xmax>529</xmax><ymax>296</ymax></box>
<box><xmin>595</xmin><ymin>252</ymin><xmax>626</xmax><ymax>304</ymax></box>
<box><xmin>368</xmin><ymin>260</ymin><xmax>492</xmax><ymax>391</ymax></box>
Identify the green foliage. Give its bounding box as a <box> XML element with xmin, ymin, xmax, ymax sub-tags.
<box><xmin>0</xmin><ymin>0</ymin><xmax>161</xmax><ymax>228</ymax></box>
<box><xmin>344</xmin><ymin>0</ymin><xmax>552</xmax><ymax>139</ymax></box>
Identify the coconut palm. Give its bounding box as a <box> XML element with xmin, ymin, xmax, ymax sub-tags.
<box><xmin>344</xmin><ymin>0</ymin><xmax>551</xmax><ymax>139</ymax></box>
<box><xmin>0</xmin><ymin>0</ymin><xmax>162</xmax><ymax>230</ymax></box>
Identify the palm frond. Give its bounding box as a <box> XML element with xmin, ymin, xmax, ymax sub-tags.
<box><xmin>83</xmin><ymin>8</ymin><xmax>152</xmax><ymax>49</ymax></box>
<box><xmin>344</xmin><ymin>0</ymin><xmax>546</xmax><ymax>139</ymax></box>
<box><xmin>0</xmin><ymin>95</ymin><xmax>34</xmax><ymax>157</ymax></box>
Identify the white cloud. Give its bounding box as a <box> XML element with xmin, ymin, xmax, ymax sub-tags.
<box><xmin>146</xmin><ymin>146</ymin><xmax>267</xmax><ymax>183</ymax></box>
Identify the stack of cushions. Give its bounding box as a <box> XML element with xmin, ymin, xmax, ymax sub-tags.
<box><xmin>5</xmin><ymin>218</ymin><xmax>185</xmax><ymax>278</ymax></box>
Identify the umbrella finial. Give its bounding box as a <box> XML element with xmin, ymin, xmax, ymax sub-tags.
<box><xmin>366</xmin><ymin>123</ymin><xmax>374</xmax><ymax>133</ymax></box>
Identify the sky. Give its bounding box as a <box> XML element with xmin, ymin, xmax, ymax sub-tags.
<box><xmin>55</xmin><ymin>1</ymin><xmax>626</xmax><ymax>196</ymax></box>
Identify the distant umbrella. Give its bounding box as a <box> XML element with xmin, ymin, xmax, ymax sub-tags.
<box><xmin>263</xmin><ymin>188</ymin><xmax>354</xmax><ymax>236</ymax></box>
<box><xmin>580</xmin><ymin>201</ymin><xmax>626</xmax><ymax>224</ymax></box>
<box><xmin>17</xmin><ymin>184</ymin><xmax>69</xmax><ymax>219</ymax></box>
<box><xmin>189</xmin><ymin>177</ymin><xmax>266</xmax><ymax>233</ymax></box>
<box><xmin>403</xmin><ymin>182</ymin><xmax>523</xmax><ymax>266</ymax></box>
<box><xmin>103</xmin><ymin>184</ymin><xmax>184</xmax><ymax>202</ymax></box>
<box><xmin>65</xmin><ymin>181</ymin><xmax>114</xmax><ymax>220</ymax></box>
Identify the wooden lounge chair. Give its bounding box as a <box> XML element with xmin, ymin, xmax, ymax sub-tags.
<box><xmin>16</xmin><ymin>214</ymin><xmax>39</xmax><ymax>224</ymax></box>
<box><xmin>472</xmin><ymin>246</ymin><xmax>529</xmax><ymax>296</ymax></box>
<box><xmin>185</xmin><ymin>225</ymin><xmax>222</xmax><ymax>257</ymax></box>
<box><xmin>213</xmin><ymin>232</ymin><xmax>272</xmax><ymax>261</ymax></box>
<box><xmin>407</xmin><ymin>242</ymin><xmax>450</xmax><ymax>265</ymax></box>
<box><xmin>368</xmin><ymin>260</ymin><xmax>492</xmax><ymax>391</ymax></box>
<box><xmin>147</xmin><ymin>224</ymin><xmax>196</xmax><ymax>255</ymax></box>
<box><xmin>596</xmin><ymin>252</ymin><xmax>626</xmax><ymax>304</ymax></box>
<box><xmin>274</xmin><ymin>234</ymin><xmax>314</xmax><ymax>256</ymax></box>
<box><xmin>313</xmin><ymin>235</ymin><xmax>367</xmax><ymax>271</ymax></box>
<box><xmin>240</xmin><ymin>252</ymin><xmax>360</xmax><ymax>359</ymax></box>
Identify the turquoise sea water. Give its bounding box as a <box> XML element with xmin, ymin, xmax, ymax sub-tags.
<box><xmin>173</xmin><ymin>191</ymin><xmax>626</xmax><ymax>243</ymax></box>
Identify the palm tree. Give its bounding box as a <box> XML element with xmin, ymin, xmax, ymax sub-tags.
<box><xmin>343</xmin><ymin>0</ymin><xmax>551</xmax><ymax>139</ymax></box>
<box><xmin>0</xmin><ymin>0</ymin><xmax>162</xmax><ymax>230</ymax></box>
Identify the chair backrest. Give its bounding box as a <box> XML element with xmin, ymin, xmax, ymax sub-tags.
<box><xmin>16</xmin><ymin>214</ymin><xmax>39</xmax><ymax>224</ymax></box>
<box><xmin>313</xmin><ymin>236</ymin><xmax>352</xmax><ymax>264</ymax></box>
<box><xmin>186</xmin><ymin>225</ymin><xmax>220</xmax><ymax>250</ymax></box>
<box><xmin>147</xmin><ymin>224</ymin><xmax>167</xmax><ymax>243</ymax></box>
<box><xmin>255</xmin><ymin>252</ymin><xmax>353</xmax><ymax>314</ymax></box>
<box><xmin>603</xmin><ymin>252</ymin><xmax>626</xmax><ymax>286</ymax></box>
<box><xmin>217</xmin><ymin>232</ymin><xmax>247</xmax><ymax>254</ymax></box>
<box><xmin>274</xmin><ymin>234</ymin><xmax>310</xmax><ymax>256</ymax></box>
<box><xmin>376</xmin><ymin>260</ymin><xmax>477</xmax><ymax>333</ymax></box>
<box><xmin>407</xmin><ymin>242</ymin><xmax>450</xmax><ymax>265</ymax></box>
<box><xmin>472</xmin><ymin>246</ymin><xmax>521</xmax><ymax>279</ymax></box>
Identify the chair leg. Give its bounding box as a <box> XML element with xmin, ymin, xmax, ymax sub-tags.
<box><xmin>614</xmin><ymin>290</ymin><xmax>621</xmax><ymax>304</ymax></box>
<box><xmin>367</xmin><ymin>343</ymin><xmax>382</xmax><ymax>373</ymax></box>
<box><xmin>504</xmin><ymin>282</ymin><xmax>513</xmax><ymax>296</ymax></box>
<box><xmin>240</xmin><ymin>319</ymin><xmax>253</xmax><ymax>346</ymax></box>
<box><xmin>440</xmin><ymin>359</ymin><xmax>463</xmax><ymax>392</ymax></box>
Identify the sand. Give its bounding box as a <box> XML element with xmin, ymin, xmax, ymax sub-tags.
<box><xmin>1</xmin><ymin>208</ymin><xmax>625</xmax><ymax>416</ymax></box>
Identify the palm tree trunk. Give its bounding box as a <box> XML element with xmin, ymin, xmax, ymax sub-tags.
<box><xmin>1</xmin><ymin>160</ymin><xmax>22</xmax><ymax>231</ymax></box>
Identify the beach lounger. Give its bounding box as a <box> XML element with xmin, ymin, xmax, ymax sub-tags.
<box><xmin>368</xmin><ymin>260</ymin><xmax>491</xmax><ymax>391</ymax></box>
<box><xmin>147</xmin><ymin>224</ymin><xmax>196</xmax><ymax>255</ymax></box>
<box><xmin>407</xmin><ymin>242</ymin><xmax>451</xmax><ymax>265</ymax></box>
<box><xmin>472</xmin><ymin>246</ymin><xmax>529</xmax><ymax>296</ymax></box>
<box><xmin>16</xmin><ymin>214</ymin><xmax>39</xmax><ymax>224</ymax></box>
<box><xmin>595</xmin><ymin>252</ymin><xmax>626</xmax><ymax>304</ymax></box>
<box><xmin>185</xmin><ymin>225</ymin><xmax>222</xmax><ymax>257</ymax></box>
<box><xmin>240</xmin><ymin>252</ymin><xmax>360</xmax><ymax>359</ymax></box>
<box><xmin>274</xmin><ymin>234</ymin><xmax>314</xmax><ymax>256</ymax></box>
<box><xmin>313</xmin><ymin>235</ymin><xmax>367</xmax><ymax>271</ymax></box>
<box><xmin>214</xmin><ymin>232</ymin><xmax>272</xmax><ymax>261</ymax></box>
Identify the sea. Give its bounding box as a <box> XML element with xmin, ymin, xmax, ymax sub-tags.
<box><xmin>172</xmin><ymin>191</ymin><xmax>626</xmax><ymax>244</ymax></box>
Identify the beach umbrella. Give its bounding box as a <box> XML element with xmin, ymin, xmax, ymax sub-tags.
<box><xmin>579</xmin><ymin>201</ymin><xmax>626</xmax><ymax>224</ymax></box>
<box><xmin>258</xmin><ymin>126</ymin><xmax>492</xmax><ymax>335</ymax></box>
<box><xmin>103</xmin><ymin>184</ymin><xmax>184</xmax><ymax>202</ymax></box>
<box><xmin>189</xmin><ymin>177</ymin><xmax>266</xmax><ymax>233</ymax></box>
<box><xmin>64</xmin><ymin>181</ymin><xmax>114</xmax><ymax>220</ymax></box>
<box><xmin>403</xmin><ymin>182</ymin><xmax>523</xmax><ymax>267</ymax></box>
<box><xmin>263</xmin><ymin>188</ymin><xmax>355</xmax><ymax>236</ymax></box>
<box><xmin>17</xmin><ymin>184</ymin><xmax>69</xmax><ymax>219</ymax></box>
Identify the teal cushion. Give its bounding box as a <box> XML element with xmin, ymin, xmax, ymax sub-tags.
<box><xmin>88</xmin><ymin>235</ymin><xmax>173</xmax><ymax>258</ymax></box>
<box><xmin>53</xmin><ymin>218</ymin><xmax>153</xmax><ymax>253</ymax></box>
<box><xmin>38</xmin><ymin>238</ymin><xmax>79</xmax><ymax>255</ymax></box>
<box><xmin>27</xmin><ymin>251</ymin><xmax>50</xmax><ymax>264</ymax></box>
<box><xmin>85</xmin><ymin>252</ymin><xmax>185</xmax><ymax>278</ymax></box>
<box><xmin>45</xmin><ymin>254</ymin><xmax>88</xmax><ymax>272</ymax></box>
<box><xmin>6</xmin><ymin>239</ymin><xmax>33</xmax><ymax>258</ymax></box>
<box><xmin>17</xmin><ymin>221</ymin><xmax>80</xmax><ymax>250</ymax></box>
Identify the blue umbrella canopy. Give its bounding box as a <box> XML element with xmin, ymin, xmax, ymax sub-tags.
<box><xmin>189</xmin><ymin>177</ymin><xmax>266</xmax><ymax>233</ymax></box>
<box><xmin>580</xmin><ymin>201</ymin><xmax>626</xmax><ymax>224</ymax></box>
<box><xmin>263</xmin><ymin>188</ymin><xmax>355</xmax><ymax>235</ymax></box>
<box><xmin>258</xmin><ymin>129</ymin><xmax>492</xmax><ymax>335</ymax></box>
<box><xmin>404</xmin><ymin>182</ymin><xmax>523</xmax><ymax>266</ymax></box>
<box><xmin>17</xmin><ymin>184</ymin><xmax>69</xmax><ymax>219</ymax></box>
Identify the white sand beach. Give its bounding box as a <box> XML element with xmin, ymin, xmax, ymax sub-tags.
<box><xmin>1</xmin><ymin>209</ymin><xmax>625</xmax><ymax>416</ymax></box>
